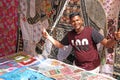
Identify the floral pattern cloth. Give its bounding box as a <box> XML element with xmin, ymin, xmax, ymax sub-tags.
<box><xmin>0</xmin><ymin>0</ymin><xmax>19</xmax><ymax>57</ymax></box>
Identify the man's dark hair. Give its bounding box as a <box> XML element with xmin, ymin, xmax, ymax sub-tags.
<box><xmin>69</xmin><ymin>12</ymin><xmax>81</xmax><ymax>20</ymax></box>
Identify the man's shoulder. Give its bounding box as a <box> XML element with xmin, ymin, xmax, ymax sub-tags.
<box><xmin>85</xmin><ymin>26</ymin><xmax>93</xmax><ymax>29</ymax></box>
<box><xmin>84</xmin><ymin>26</ymin><xmax>94</xmax><ymax>32</ymax></box>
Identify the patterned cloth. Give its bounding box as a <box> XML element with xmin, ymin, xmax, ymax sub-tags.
<box><xmin>19</xmin><ymin>0</ymin><xmax>67</xmax><ymax>55</ymax></box>
<box><xmin>98</xmin><ymin>0</ymin><xmax>120</xmax><ymax>77</ymax></box>
<box><xmin>0</xmin><ymin>0</ymin><xmax>19</xmax><ymax>57</ymax></box>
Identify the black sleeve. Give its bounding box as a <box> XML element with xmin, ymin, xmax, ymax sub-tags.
<box><xmin>92</xmin><ymin>29</ymin><xmax>104</xmax><ymax>44</ymax></box>
<box><xmin>60</xmin><ymin>33</ymin><xmax>69</xmax><ymax>45</ymax></box>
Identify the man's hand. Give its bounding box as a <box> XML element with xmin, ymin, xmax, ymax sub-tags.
<box><xmin>114</xmin><ymin>28</ymin><xmax>120</xmax><ymax>41</ymax></box>
<box><xmin>42</xmin><ymin>29</ymin><xmax>50</xmax><ymax>39</ymax></box>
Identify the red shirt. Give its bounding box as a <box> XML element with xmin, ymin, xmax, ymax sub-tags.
<box><xmin>66</xmin><ymin>27</ymin><xmax>102</xmax><ymax>70</ymax></box>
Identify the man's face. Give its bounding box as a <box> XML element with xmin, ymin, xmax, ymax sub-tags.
<box><xmin>70</xmin><ymin>15</ymin><xmax>84</xmax><ymax>30</ymax></box>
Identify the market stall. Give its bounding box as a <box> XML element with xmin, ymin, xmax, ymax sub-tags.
<box><xmin>0</xmin><ymin>0</ymin><xmax>120</xmax><ymax>79</ymax></box>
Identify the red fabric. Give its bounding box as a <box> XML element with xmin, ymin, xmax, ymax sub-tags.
<box><xmin>0</xmin><ymin>0</ymin><xmax>19</xmax><ymax>57</ymax></box>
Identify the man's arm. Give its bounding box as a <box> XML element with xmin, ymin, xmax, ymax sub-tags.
<box><xmin>47</xmin><ymin>35</ymin><xmax>64</xmax><ymax>48</ymax></box>
<box><xmin>100</xmin><ymin>29</ymin><xmax>120</xmax><ymax>48</ymax></box>
<box><xmin>42</xmin><ymin>29</ymin><xmax>64</xmax><ymax>48</ymax></box>
<box><xmin>100</xmin><ymin>38</ymin><xmax>117</xmax><ymax>48</ymax></box>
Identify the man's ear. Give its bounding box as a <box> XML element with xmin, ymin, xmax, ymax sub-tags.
<box><xmin>81</xmin><ymin>17</ymin><xmax>84</xmax><ymax>21</ymax></box>
<box><xmin>69</xmin><ymin>20</ymin><xmax>72</xmax><ymax>24</ymax></box>
<box><xmin>81</xmin><ymin>18</ymin><xmax>84</xmax><ymax>24</ymax></box>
